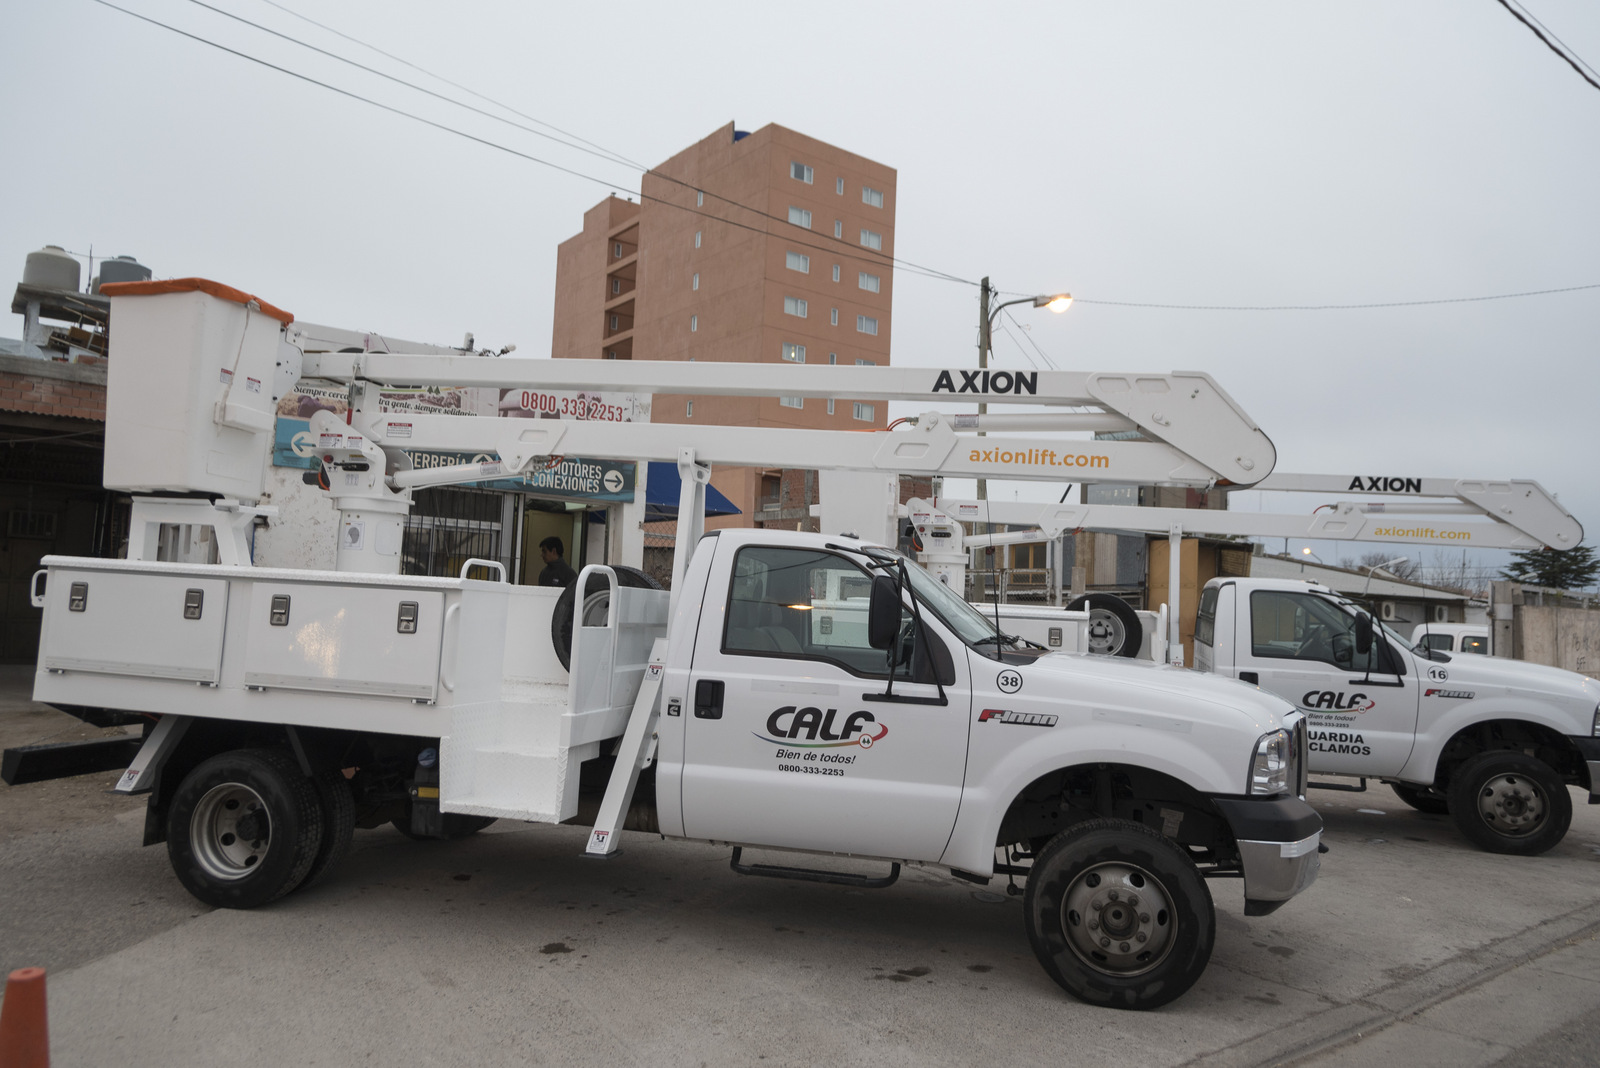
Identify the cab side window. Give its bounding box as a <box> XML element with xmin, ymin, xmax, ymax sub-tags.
<box><xmin>1249</xmin><ymin>590</ymin><xmax>1380</xmax><ymax>672</ymax></box>
<box><xmin>1459</xmin><ymin>634</ymin><xmax>1488</xmax><ymax>654</ymax></box>
<box><xmin>723</xmin><ymin>546</ymin><xmax>910</xmax><ymax>677</ymax></box>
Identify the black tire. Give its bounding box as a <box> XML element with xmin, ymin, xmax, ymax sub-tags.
<box><xmin>390</xmin><ymin>808</ymin><xmax>498</xmax><ymax>840</ymax></box>
<box><xmin>1391</xmin><ymin>782</ymin><xmax>1450</xmax><ymax>816</ymax></box>
<box><xmin>551</xmin><ymin>564</ymin><xmax>664</xmax><ymax>670</ymax></box>
<box><xmin>298</xmin><ymin>772</ymin><xmax>356</xmax><ymax>892</ymax></box>
<box><xmin>166</xmin><ymin>749</ymin><xmax>324</xmax><ymax>909</ymax></box>
<box><xmin>1066</xmin><ymin>594</ymin><xmax>1143</xmax><ymax>658</ymax></box>
<box><xmin>1447</xmin><ymin>751</ymin><xmax>1572</xmax><ymax>855</ymax></box>
<box><xmin>1023</xmin><ymin>818</ymin><xmax>1214</xmax><ymax>1010</ymax></box>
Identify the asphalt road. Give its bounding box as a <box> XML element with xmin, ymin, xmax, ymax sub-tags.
<box><xmin>2</xmin><ymin>673</ymin><xmax>1598</xmax><ymax>1067</ymax></box>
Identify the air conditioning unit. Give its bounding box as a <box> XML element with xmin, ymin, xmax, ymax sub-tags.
<box><xmin>1380</xmin><ymin>601</ymin><xmax>1397</xmax><ymax>621</ymax></box>
<box><xmin>1433</xmin><ymin>604</ymin><xmax>1448</xmax><ymax>623</ymax></box>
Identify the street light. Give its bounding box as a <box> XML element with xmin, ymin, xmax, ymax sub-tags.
<box><xmin>1300</xmin><ymin>547</ymin><xmax>1323</xmax><ymax>564</ymax></box>
<box><xmin>975</xmin><ymin>279</ymin><xmax>1073</xmax><ymax>517</ymax></box>
<box><xmin>1362</xmin><ymin>556</ymin><xmax>1409</xmax><ymax>598</ymax></box>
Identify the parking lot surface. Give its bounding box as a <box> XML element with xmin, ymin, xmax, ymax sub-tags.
<box><xmin>2</xmin><ymin>671</ymin><xmax>1597</xmax><ymax>1067</ymax></box>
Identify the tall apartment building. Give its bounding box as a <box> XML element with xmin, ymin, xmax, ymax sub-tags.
<box><xmin>551</xmin><ymin>122</ymin><xmax>897</xmax><ymax>526</ymax></box>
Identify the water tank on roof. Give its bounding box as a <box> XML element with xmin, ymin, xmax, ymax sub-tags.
<box><xmin>94</xmin><ymin>256</ymin><xmax>152</xmax><ymax>293</ymax></box>
<box><xmin>23</xmin><ymin>246</ymin><xmax>81</xmax><ymax>292</ymax></box>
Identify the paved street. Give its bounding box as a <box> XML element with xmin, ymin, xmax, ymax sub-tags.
<box><xmin>2</xmin><ymin>671</ymin><xmax>1598</xmax><ymax>1067</ymax></box>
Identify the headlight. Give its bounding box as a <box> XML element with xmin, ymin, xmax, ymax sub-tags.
<box><xmin>1249</xmin><ymin>729</ymin><xmax>1291</xmax><ymax>796</ymax></box>
<box><xmin>1592</xmin><ymin>703</ymin><xmax>1599</xmax><ymax>737</ymax></box>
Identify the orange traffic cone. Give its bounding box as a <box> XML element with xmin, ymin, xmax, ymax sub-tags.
<box><xmin>0</xmin><ymin>967</ymin><xmax>48</xmax><ymax>1068</ymax></box>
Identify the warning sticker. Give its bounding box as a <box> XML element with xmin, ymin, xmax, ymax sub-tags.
<box><xmin>388</xmin><ymin>422</ymin><xmax>413</xmax><ymax>439</ymax></box>
<box><xmin>245</xmin><ymin>377</ymin><xmax>262</xmax><ymax>394</ymax></box>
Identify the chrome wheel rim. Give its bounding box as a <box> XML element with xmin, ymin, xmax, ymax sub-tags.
<box><xmin>191</xmin><ymin>783</ymin><xmax>271</xmax><ymax>880</ymax></box>
<box><xmin>1060</xmin><ymin>861</ymin><xmax>1175</xmax><ymax>977</ymax></box>
<box><xmin>1477</xmin><ymin>772</ymin><xmax>1545</xmax><ymax>836</ymax></box>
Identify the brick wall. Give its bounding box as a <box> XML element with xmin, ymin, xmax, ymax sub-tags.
<box><xmin>0</xmin><ymin>354</ymin><xmax>106</xmax><ymax>422</ymax></box>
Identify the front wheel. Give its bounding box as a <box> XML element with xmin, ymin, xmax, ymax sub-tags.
<box><xmin>1447</xmin><ymin>751</ymin><xmax>1572</xmax><ymax>855</ymax></box>
<box><xmin>1023</xmin><ymin>818</ymin><xmax>1214</xmax><ymax>1009</ymax></box>
<box><xmin>166</xmin><ymin>749</ymin><xmax>324</xmax><ymax>909</ymax></box>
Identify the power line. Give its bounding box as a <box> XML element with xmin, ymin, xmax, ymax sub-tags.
<box><xmin>91</xmin><ymin>0</ymin><xmax>972</xmax><ymax>286</ymax></box>
<box><xmin>1001</xmin><ymin>281</ymin><xmax>1600</xmax><ymax>311</ymax></box>
<box><xmin>1493</xmin><ymin>0</ymin><xmax>1600</xmax><ymax>93</ymax></box>
<box><xmin>1001</xmin><ymin>309</ymin><xmax>1058</xmax><ymax>370</ymax></box>
<box><xmin>188</xmin><ymin>0</ymin><xmax>971</xmax><ymax>285</ymax></box>
<box><xmin>1503</xmin><ymin>0</ymin><xmax>1600</xmax><ymax>80</ymax></box>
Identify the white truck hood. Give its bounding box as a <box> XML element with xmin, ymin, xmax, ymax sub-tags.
<box><xmin>1420</xmin><ymin>653</ymin><xmax>1600</xmax><ymax>712</ymax></box>
<box><xmin>1027</xmin><ymin>650</ymin><xmax>1298</xmax><ymax>731</ymax></box>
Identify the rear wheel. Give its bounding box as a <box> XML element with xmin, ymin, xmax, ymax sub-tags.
<box><xmin>1447</xmin><ymin>751</ymin><xmax>1572</xmax><ymax>855</ymax></box>
<box><xmin>299</xmin><ymin>772</ymin><xmax>356</xmax><ymax>891</ymax></box>
<box><xmin>1391</xmin><ymin>782</ymin><xmax>1450</xmax><ymax>815</ymax></box>
<box><xmin>1023</xmin><ymin>818</ymin><xmax>1213</xmax><ymax>1009</ymax></box>
<box><xmin>551</xmin><ymin>565</ymin><xmax>663</xmax><ymax>670</ymax></box>
<box><xmin>1065</xmin><ymin>594</ymin><xmax>1143</xmax><ymax>658</ymax></box>
<box><xmin>166</xmin><ymin>749</ymin><xmax>323</xmax><ymax>909</ymax></box>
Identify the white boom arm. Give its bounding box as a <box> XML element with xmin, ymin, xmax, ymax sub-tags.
<box><xmin>908</xmin><ymin>479</ymin><xmax>1583</xmax><ymax>664</ymax></box>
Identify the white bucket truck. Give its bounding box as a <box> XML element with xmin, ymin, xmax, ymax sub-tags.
<box><xmin>902</xmin><ymin>485</ymin><xmax>1598</xmax><ymax>855</ymax></box>
<box><xmin>10</xmin><ymin>280</ymin><xmax>1324</xmax><ymax>1009</ymax></box>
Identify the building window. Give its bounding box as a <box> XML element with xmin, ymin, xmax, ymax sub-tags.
<box><xmin>791</xmin><ymin>161</ymin><xmax>813</xmax><ymax>183</ymax></box>
<box><xmin>834</xmin><ymin>220</ymin><xmax>842</xmax><ymax>239</ymax></box>
<box><xmin>692</xmin><ymin>272</ymin><xmax>699</xmax><ymax>290</ymax></box>
<box><xmin>686</xmin><ymin>401</ymin><xmax>694</xmax><ymax>417</ymax></box>
<box><xmin>785</xmin><ymin>251</ymin><xmax>810</xmax><ymax>273</ymax></box>
<box><xmin>780</xmin><ymin>396</ymin><xmax>803</xmax><ymax>409</ymax></box>
<box><xmin>609</xmin><ymin>314</ymin><xmax>620</xmax><ymax>330</ymax></box>
<box><xmin>830</xmin><ymin>308</ymin><xmax>838</xmax><ymax>326</ymax></box>
<box><xmin>856</xmin><ymin>315</ymin><xmax>878</xmax><ymax>336</ymax></box>
<box><xmin>829</xmin><ymin>353</ymin><xmax>838</xmax><ymax>364</ymax></box>
<box><xmin>605</xmin><ymin>350</ymin><xmax>617</xmax><ymax>359</ymax></box>
<box><xmin>696</xmin><ymin>191</ymin><xmax>704</xmax><ymax>207</ymax></box>
<box><xmin>862</xmin><ymin>186</ymin><xmax>884</xmax><ymax>208</ymax></box>
<box><xmin>858</xmin><ymin>272</ymin><xmax>880</xmax><ymax>293</ymax></box>
<box><xmin>784</xmin><ymin>297</ymin><xmax>808</xmax><ymax>318</ymax></box>
<box><xmin>695</xmin><ymin>230</ymin><xmax>702</xmax><ymax>248</ymax></box>
<box><xmin>613</xmin><ymin>242</ymin><xmax>623</xmax><ymax>258</ymax></box>
<box><xmin>827</xmin><ymin>399</ymin><xmax>836</xmax><ymax>415</ymax></box>
<box><xmin>611</xmin><ymin>278</ymin><xmax>621</xmax><ymax>295</ymax></box>
<box><xmin>690</xmin><ymin>315</ymin><xmax>698</xmax><ymax>332</ymax></box>
<box><xmin>782</xmin><ymin>343</ymin><xmax>806</xmax><ymax>363</ymax></box>
<box><xmin>836</xmin><ymin>177</ymin><xmax>844</xmax><ymax>195</ymax></box>
<box><xmin>831</xmin><ymin>264</ymin><xmax>840</xmax><ymax>282</ymax></box>
<box><xmin>788</xmin><ymin>206</ymin><xmax>812</xmax><ymax>229</ymax></box>
<box><xmin>855</xmin><ymin>358</ymin><xmax>876</xmax><ymax>366</ymax></box>
<box><xmin>860</xmin><ymin>230</ymin><xmax>882</xmax><ymax>251</ymax></box>
<box><xmin>853</xmin><ymin>402</ymin><xmax>875</xmax><ymax>422</ymax></box>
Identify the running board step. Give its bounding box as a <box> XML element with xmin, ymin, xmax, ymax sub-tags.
<box><xmin>729</xmin><ymin>847</ymin><xmax>900</xmax><ymax>889</ymax></box>
<box><xmin>1308</xmin><ymin>777</ymin><xmax>1368</xmax><ymax>793</ymax></box>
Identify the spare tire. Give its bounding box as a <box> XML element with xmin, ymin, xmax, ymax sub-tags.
<box><xmin>1065</xmin><ymin>593</ymin><xmax>1143</xmax><ymax>658</ymax></box>
<box><xmin>551</xmin><ymin>565</ymin><xmax>664</xmax><ymax>670</ymax></box>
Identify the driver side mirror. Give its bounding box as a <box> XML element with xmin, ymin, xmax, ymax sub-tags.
<box><xmin>1354</xmin><ymin>614</ymin><xmax>1373</xmax><ymax>655</ymax></box>
<box><xmin>867</xmin><ymin>575</ymin><xmax>901</xmax><ymax>650</ymax></box>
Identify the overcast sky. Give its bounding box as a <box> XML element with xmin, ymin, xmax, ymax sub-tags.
<box><xmin>4</xmin><ymin>1</ymin><xmax>1596</xmax><ymax>582</ymax></box>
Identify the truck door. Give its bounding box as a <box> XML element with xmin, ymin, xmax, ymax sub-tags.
<box><xmin>1237</xmin><ymin>588</ymin><xmax>1420</xmax><ymax>777</ymax></box>
<box><xmin>679</xmin><ymin>543</ymin><xmax>971</xmax><ymax>862</ymax></box>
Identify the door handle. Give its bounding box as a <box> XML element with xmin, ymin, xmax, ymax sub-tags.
<box><xmin>1239</xmin><ymin>671</ymin><xmax>1259</xmax><ymax>685</ymax></box>
<box><xmin>694</xmin><ymin>679</ymin><xmax>724</xmax><ymax>719</ymax></box>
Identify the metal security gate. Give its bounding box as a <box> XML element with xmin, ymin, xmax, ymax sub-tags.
<box><xmin>401</xmin><ymin>487</ymin><xmax>521</xmax><ymax>581</ymax></box>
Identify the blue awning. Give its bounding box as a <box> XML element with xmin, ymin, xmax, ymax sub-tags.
<box><xmin>644</xmin><ymin>462</ymin><xmax>742</xmax><ymax>521</ymax></box>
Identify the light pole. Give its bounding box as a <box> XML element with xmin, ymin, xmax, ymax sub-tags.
<box><xmin>975</xmin><ymin>278</ymin><xmax>1072</xmax><ymax>514</ymax></box>
<box><xmin>1300</xmin><ymin>547</ymin><xmax>1323</xmax><ymax>565</ymax></box>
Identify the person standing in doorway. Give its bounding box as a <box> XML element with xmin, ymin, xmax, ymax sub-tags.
<box><xmin>538</xmin><ymin>536</ymin><xmax>578</xmax><ymax>588</ymax></box>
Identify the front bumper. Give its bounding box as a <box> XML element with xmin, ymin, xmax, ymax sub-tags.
<box><xmin>1570</xmin><ymin>736</ymin><xmax>1600</xmax><ymax>802</ymax></box>
<box><xmin>1211</xmin><ymin>796</ymin><xmax>1323</xmax><ymax>916</ymax></box>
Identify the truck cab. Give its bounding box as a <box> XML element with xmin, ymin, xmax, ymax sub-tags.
<box><xmin>1194</xmin><ymin>576</ymin><xmax>1600</xmax><ymax>855</ymax></box>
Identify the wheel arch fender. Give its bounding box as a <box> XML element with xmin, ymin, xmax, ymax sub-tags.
<box><xmin>941</xmin><ymin>733</ymin><xmax>1236</xmax><ymax>876</ymax></box>
<box><xmin>1406</xmin><ymin>709</ymin><xmax>1591</xmax><ymax>792</ymax></box>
